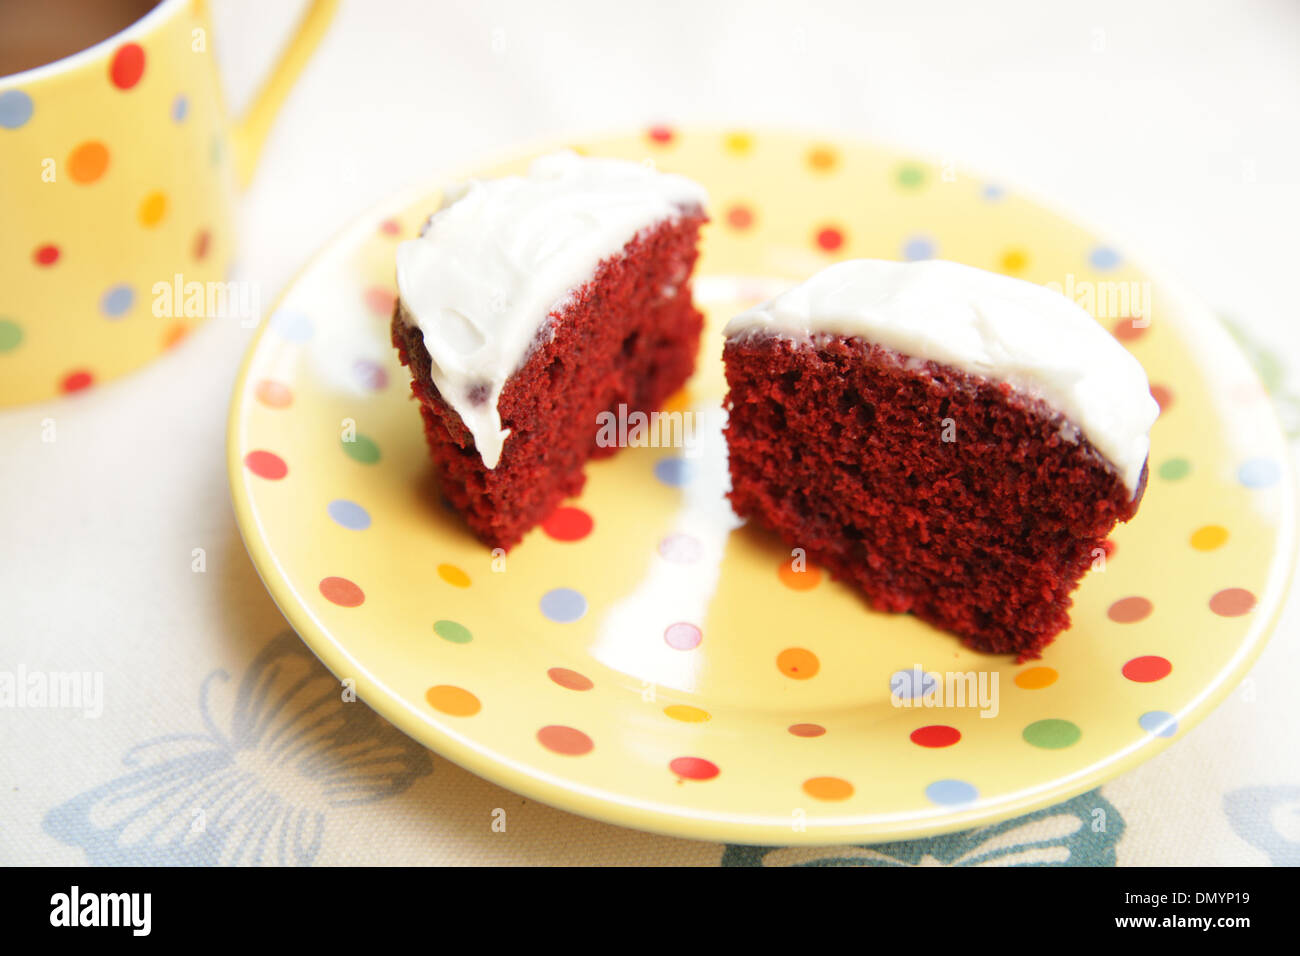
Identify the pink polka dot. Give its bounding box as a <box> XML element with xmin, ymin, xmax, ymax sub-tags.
<box><xmin>658</xmin><ymin>533</ymin><xmax>702</xmax><ymax>563</ymax></box>
<box><xmin>319</xmin><ymin>576</ymin><xmax>364</xmax><ymax>607</ymax></box>
<box><xmin>664</xmin><ymin>622</ymin><xmax>702</xmax><ymax>650</ymax></box>
<box><xmin>726</xmin><ymin>205</ymin><xmax>754</xmax><ymax>229</ymax></box>
<box><xmin>364</xmin><ymin>287</ymin><xmax>396</xmax><ymax>317</ymax></box>
<box><xmin>1209</xmin><ymin>587</ymin><xmax>1256</xmax><ymax>617</ymax></box>
<box><xmin>815</xmin><ymin>226</ymin><xmax>844</xmax><ymax>252</ymax></box>
<box><xmin>537</xmin><ymin>725</ymin><xmax>593</xmax><ymax>755</ymax></box>
<box><xmin>647</xmin><ymin>125</ymin><xmax>674</xmax><ymax>145</ymax></box>
<box><xmin>542</xmin><ymin>506</ymin><xmax>594</xmax><ymax>542</ymax></box>
<box><xmin>910</xmin><ymin>725</ymin><xmax>961</xmax><ymax>748</ymax></box>
<box><xmin>353</xmin><ymin>359</ymin><xmax>388</xmax><ymax>391</ymax></box>
<box><xmin>379</xmin><ymin>219</ymin><xmax>401</xmax><ymax>236</ymax></box>
<box><xmin>1122</xmin><ymin>655</ymin><xmax>1171</xmax><ymax>683</ymax></box>
<box><xmin>1150</xmin><ymin>384</ymin><xmax>1172</xmax><ymax>413</ymax></box>
<box><xmin>547</xmin><ymin>667</ymin><xmax>593</xmax><ymax>691</ymax></box>
<box><xmin>670</xmin><ymin>756</ymin><xmax>719</xmax><ymax>781</ymax></box>
<box><xmin>243</xmin><ymin>449</ymin><xmax>287</xmax><ymax>480</ymax></box>
<box><xmin>1114</xmin><ymin>317</ymin><xmax>1148</xmax><ymax>342</ymax></box>
<box><xmin>1108</xmin><ymin>596</ymin><xmax>1152</xmax><ymax>623</ymax></box>
<box><xmin>193</xmin><ymin>229</ymin><xmax>211</xmax><ymax>262</ymax></box>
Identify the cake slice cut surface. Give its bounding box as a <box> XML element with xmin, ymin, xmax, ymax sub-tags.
<box><xmin>393</xmin><ymin>151</ymin><xmax>708</xmax><ymax>549</ymax></box>
<box><xmin>722</xmin><ymin>259</ymin><xmax>1160</xmax><ymax>658</ymax></box>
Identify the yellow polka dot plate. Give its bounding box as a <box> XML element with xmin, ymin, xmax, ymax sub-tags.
<box><xmin>227</xmin><ymin>130</ymin><xmax>1296</xmax><ymax>844</ymax></box>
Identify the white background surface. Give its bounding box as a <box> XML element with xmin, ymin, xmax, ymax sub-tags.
<box><xmin>2</xmin><ymin>0</ymin><xmax>1298</xmax><ymax>865</ymax></box>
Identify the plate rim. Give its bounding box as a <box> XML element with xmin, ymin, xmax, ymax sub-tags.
<box><xmin>226</xmin><ymin>128</ymin><xmax>1298</xmax><ymax>846</ymax></box>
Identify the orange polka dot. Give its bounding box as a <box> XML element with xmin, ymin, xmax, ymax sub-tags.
<box><xmin>1014</xmin><ymin>666</ymin><xmax>1058</xmax><ymax>689</ymax></box>
<box><xmin>803</xmin><ymin>776</ymin><xmax>853</xmax><ymax>801</ymax></box>
<box><xmin>726</xmin><ymin>204</ymin><xmax>754</xmax><ymax>230</ymax></box>
<box><xmin>255</xmin><ymin>379</ymin><xmax>293</xmax><ymax>408</ymax></box>
<box><xmin>437</xmin><ymin>563</ymin><xmax>471</xmax><ymax>588</ymax></box>
<box><xmin>807</xmin><ymin>146</ymin><xmax>838</xmax><ymax>171</ymax></box>
<box><xmin>68</xmin><ymin>141</ymin><xmax>110</xmax><ymax>183</ymax></box>
<box><xmin>778</xmin><ymin>561</ymin><xmax>822</xmax><ymax>590</ymax></box>
<box><xmin>788</xmin><ymin>723</ymin><xmax>826</xmax><ymax>738</ymax></box>
<box><xmin>777</xmin><ymin>647</ymin><xmax>820</xmax><ymax>680</ymax></box>
<box><xmin>1114</xmin><ymin>317</ymin><xmax>1148</xmax><ymax>342</ymax></box>
<box><xmin>138</xmin><ymin>191</ymin><xmax>167</xmax><ymax>226</ymax></box>
<box><xmin>537</xmin><ymin>725</ymin><xmax>593</xmax><ymax>755</ymax></box>
<box><xmin>663</xmin><ymin>704</ymin><xmax>710</xmax><ymax>722</ymax></box>
<box><xmin>1190</xmin><ymin>525</ymin><xmax>1228</xmax><ymax>551</ymax></box>
<box><xmin>161</xmin><ymin>323</ymin><xmax>188</xmax><ymax>349</ymax></box>
<box><xmin>426</xmin><ymin>684</ymin><xmax>481</xmax><ymax>716</ymax></box>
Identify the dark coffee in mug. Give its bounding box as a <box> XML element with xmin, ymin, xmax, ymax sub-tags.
<box><xmin>0</xmin><ymin>0</ymin><xmax>160</xmax><ymax>77</ymax></box>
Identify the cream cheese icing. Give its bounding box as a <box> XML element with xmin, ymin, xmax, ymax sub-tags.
<box><xmin>724</xmin><ymin>259</ymin><xmax>1159</xmax><ymax>493</ymax></box>
<box><xmin>395</xmin><ymin>151</ymin><xmax>708</xmax><ymax>469</ymax></box>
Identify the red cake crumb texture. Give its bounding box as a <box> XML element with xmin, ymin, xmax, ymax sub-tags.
<box><xmin>393</xmin><ymin>214</ymin><xmax>707</xmax><ymax>550</ymax></box>
<box><xmin>723</xmin><ymin>335</ymin><xmax>1146</xmax><ymax>659</ymax></box>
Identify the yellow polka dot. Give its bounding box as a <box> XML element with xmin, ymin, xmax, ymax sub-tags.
<box><xmin>68</xmin><ymin>141</ymin><xmax>109</xmax><ymax>183</ymax></box>
<box><xmin>664</xmin><ymin>704</ymin><xmax>711</xmax><ymax>722</ymax></box>
<box><xmin>807</xmin><ymin>145</ymin><xmax>838</xmax><ymax>172</ymax></box>
<box><xmin>724</xmin><ymin>132</ymin><xmax>753</xmax><ymax>155</ymax></box>
<box><xmin>1015</xmin><ymin>666</ymin><xmax>1058</xmax><ymax>690</ymax></box>
<box><xmin>138</xmin><ymin>191</ymin><xmax>168</xmax><ymax>227</ymax></box>
<box><xmin>425</xmin><ymin>684</ymin><xmax>480</xmax><ymax>716</ymax></box>
<box><xmin>1190</xmin><ymin>525</ymin><xmax>1229</xmax><ymax>551</ymax></box>
<box><xmin>1000</xmin><ymin>248</ymin><xmax>1028</xmax><ymax>273</ymax></box>
<box><xmin>777</xmin><ymin>647</ymin><xmax>820</xmax><ymax>680</ymax></box>
<box><xmin>778</xmin><ymin>561</ymin><xmax>822</xmax><ymax>590</ymax></box>
<box><xmin>803</xmin><ymin>776</ymin><xmax>853</xmax><ymax>801</ymax></box>
<box><xmin>437</xmin><ymin>563</ymin><xmax>471</xmax><ymax>588</ymax></box>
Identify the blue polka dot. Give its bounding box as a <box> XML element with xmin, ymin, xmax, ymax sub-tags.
<box><xmin>327</xmin><ymin>499</ymin><xmax>371</xmax><ymax>530</ymax></box>
<box><xmin>271</xmin><ymin>310</ymin><xmax>314</xmax><ymax>342</ymax></box>
<box><xmin>1139</xmin><ymin>710</ymin><xmax>1178</xmax><ymax>738</ymax></box>
<box><xmin>1089</xmin><ymin>246</ymin><xmax>1121</xmax><ymax>270</ymax></box>
<box><xmin>1238</xmin><ymin>458</ymin><xmax>1280</xmax><ymax>488</ymax></box>
<box><xmin>171</xmin><ymin>95</ymin><xmax>189</xmax><ymax>123</ymax></box>
<box><xmin>100</xmin><ymin>284</ymin><xmax>134</xmax><ymax>318</ymax></box>
<box><xmin>926</xmin><ymin>779</ymin><xmax>978</xmax><ymax>806</ymax></box>
<box><xmin>654</xmin><ymin>457</ymin><xmax>693</xmax><ymax>486</ymax></box>
<box><xmin>902</xmin><ymin>235</ymin><xmax>935</xmax><ymax>261</ymax></box>
<box><xmin>981</xmin><ymin>183</ymin><xmax>1004</xmax><ymax>201</ymax></box>
<box><xmin>890</xmin><ymin>667</ymin><xmax>937</xmax><ymax>700</ymax></box>
<box><xmin>0</xmin><ymin>89</ymin><xmax>34</xmax><ymax>129</ymax></box>
<box><xmin>540</xmin><ymin>587</ymin><xmax>587</xmax><ymax>623</ymax></box>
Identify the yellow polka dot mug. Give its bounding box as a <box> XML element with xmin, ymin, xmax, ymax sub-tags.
<box><xmin>0</xmin><ymin>0</ymin><xmax>337</xmax><ymax>405</ymax></box>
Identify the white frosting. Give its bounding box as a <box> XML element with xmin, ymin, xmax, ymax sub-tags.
<box><xmin>395</xmin><ymin>151</ymin><xmax>707</xmax><ymax>468</ymax></box>
<box><xmin>724</xmin><ymin>259</ymin><xmax>1159</xmax><ymax>493</ymax></box>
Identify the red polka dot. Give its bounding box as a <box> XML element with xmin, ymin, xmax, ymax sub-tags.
<box><xmin>815</xmin><ymin>226</ymin><xmax>844</xmax><ymax>252</ymax></box>
<box><xmin>1209</xmin><ymin>587</ymin><xmax>1256</xmax><ymax>617</ymax></box>
<box><xmin>547</xmin><ymin>667</ymin><xmax>593</xmax><ymax>691</ymax></box>
<box><xmin>243</xmin><ymin>449</ymin><xmax>288</xmax><ymax>480</ymax></box>
<box><xmin>60</xmin><ymin>370</ymin><xmax>94</xmax><ymax>393</ymax></box>
<box><xmin>1122</xmin><ymin>655</ymin><xmax>1172</xmax><ymax>683</ymax></box>
<box><xmin>537</xmin><ymin>725</ymin><xmax>593</xmax><ymax>755</ymax></box>
<box><xmin>670</xmin><ymin>756</ymin><xmax>719</xmax><ymax>781</ymax></box>
<box><xmin>33</xmin><ymin>244</ymin><xmax>60</xmax><ymax>266</ymax></box>
<box><xmin>364</xmin><ymin>286</ymin><xmax>396</xmax><ymax>317</ymax></box>
<box><xmin>193</xmin><ymin>229</ymin><xmax>211</xmax><ymax>262</ymax></box>
<box><xmin>542</xmin><ymin>506</ymin><xmax>593</xmax><ymax>542</ymax></box>
<box><xmin>109</xmin><ymin>43</ymin><xmax>146</xmax><ymax>90</ymax></box>
<box><xmin>647</xmin><ymin>125</ymin><xmax>674</xmax><ymax>145</ymax></box>
<box><xmin>910</xmin><ymin>725</ymin><xmax>962</xmax><ymax>748</ymax></box>
<box><xmin>726</xmin><ymin>205</ymin><xmax>754</xmax><ymax>230</ymax></box>
<box><xmin>319</xmin><ymin>576</ymin><xmax>364</xmax><ymax>607</ymax></box>
<box><xmin>1107</xmin><ymin>596</ymin><xmax>1152</xmax><ymax>623</ymax></box>
<box><xmin>788</xmin><ymin>723</ymin><xmax>826</xmax><ymax>738</ymax></box>
<box><xmin>1150</xmin><ymin>384</ymin><xmax>1172</xmax><ymax>413</ymax></box>
<box><xmin>1114</xmin><ymin>317</ymin><xmax>1148</xmax><ymax>342</ymax></box>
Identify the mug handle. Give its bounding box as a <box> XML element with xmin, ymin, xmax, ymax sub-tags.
<box><xmin>230</xmin><ymin>0</ymin><xmax>339</xmax><ymax>186</ymax></box>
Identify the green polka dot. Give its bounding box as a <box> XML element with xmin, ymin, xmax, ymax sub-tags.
<box><xmin>341</xmin><ymin>434</ymin><xmax>381</xmax><ymax>464</ymax></box>
<box><xmin>434</xmin><ymin>619</ymin><xmax>472</xmax><ymax>643</ymax></box>
<box><xmin>1157</xmin><ymin>457</ymin><xmax>1191</xmax><ymax>481</ymax></box>
<box><xmin>1023</xmin><ymin>718</ymin><xmax>1082</xmax><ymax>749</ymax></box>
<box><xmin>897</xmin><ymin>163</ymin><xmax>926</xmax><ymax>189</ymax></box>
<box><xmin>0</xmin><ymin>319</ymin><xmax>22</xmax><ymax>352</ymax></box>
